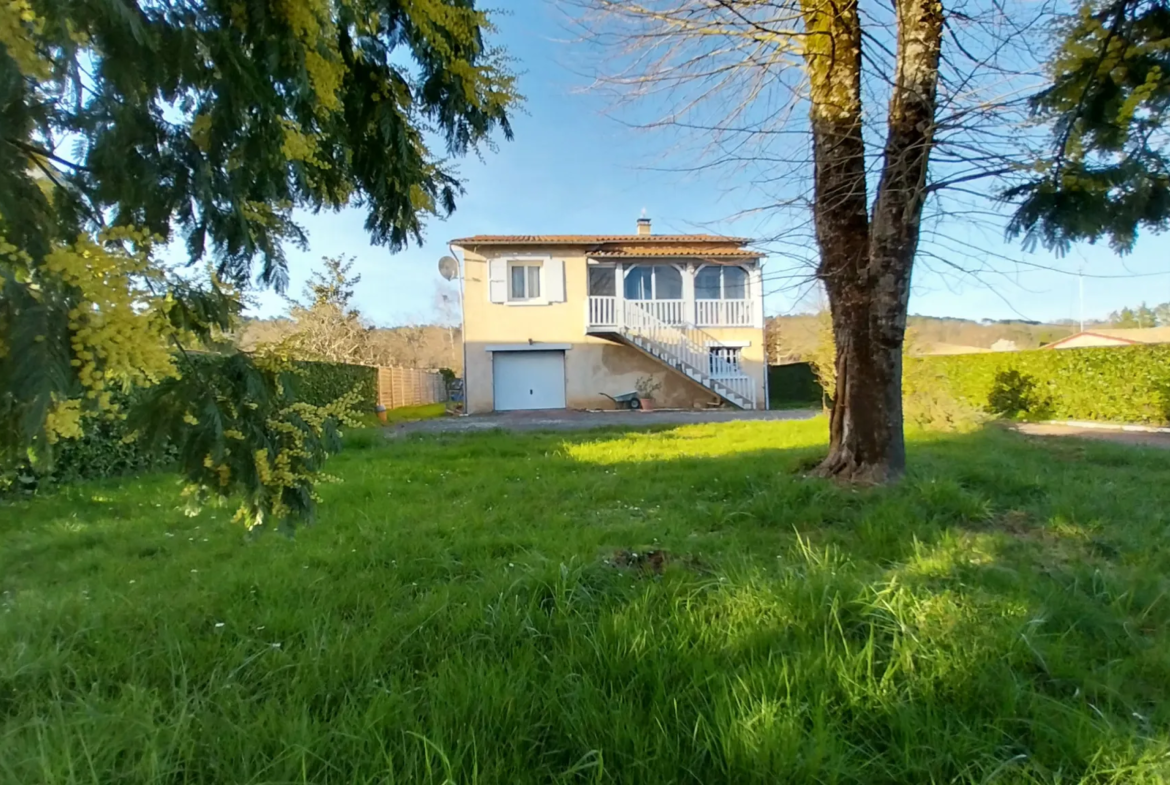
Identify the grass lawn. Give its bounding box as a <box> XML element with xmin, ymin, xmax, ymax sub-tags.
<box><xmin>3</xmin><ymin>418</ymin><xmax>1170</xmax><ymax>783</ymax></box>
<box><xmin>381</xmin><ymin>402</ymin><xmax>448</xmax><ymax>424</ymax></box>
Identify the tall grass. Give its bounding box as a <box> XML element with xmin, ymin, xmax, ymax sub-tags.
<box><xmin>2</xmin><ymin>419</ymin><xmax>1169</xmax><ymax>783</ymax></box>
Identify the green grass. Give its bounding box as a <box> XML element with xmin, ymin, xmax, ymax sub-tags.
<box><xmin>3</xmin><ymin>419</ymin><xmax>1170</xmax><ymax>784</ymax></box>
<box><xmin>382</xmin><ymin>402</ymin><xmax>447</xmax><ymax>424</ymax></box>
<box><xmin>348</xmin><ymin>402</ymin><xmax>447</xmax><ymax>430</ymax></box>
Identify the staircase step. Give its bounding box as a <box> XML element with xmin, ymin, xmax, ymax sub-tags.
<box><xmin>621</xmin><ymin>326</ymin><xmax>754</xmax><ymax>409</ymax></box>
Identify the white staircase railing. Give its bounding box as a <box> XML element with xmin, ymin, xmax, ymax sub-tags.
<box><xmin>620</xmin><ymin>301</ymin><xmax>757</xmax><ymax>409</ymax></box>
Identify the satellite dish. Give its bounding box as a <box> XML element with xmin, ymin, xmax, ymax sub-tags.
<box><xmin>438</xmin><ymin>255</ymin><xmax>459</xmax><ymax>281</ymax></box>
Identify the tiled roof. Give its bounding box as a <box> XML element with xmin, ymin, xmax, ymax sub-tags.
<box><xmin>449</xmin><ymin>234</ymin><xmax>751</xmax><ymax>245</ymax></box>
<box><xmin>589</xmin><ymin>248</ymin><xmax>762</xmax><ymax>259</ymax></box>
<box><xmin>1091</xmin><ymin>327</ymin><xmax>1170</xmax><ymax>343</ymax></box>
<box><xmin>1043</xmin><ymin>327</ymin><xmax>1170</xmax><ymax>349</ymax></box>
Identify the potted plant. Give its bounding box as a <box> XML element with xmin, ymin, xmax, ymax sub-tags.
<box><xmin>634</xmin><ymin>375</ymin><xmax>662</xmax><ymax>411</ymax></box>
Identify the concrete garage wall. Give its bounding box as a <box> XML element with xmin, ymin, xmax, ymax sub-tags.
<box><xmin>567</xmin><ymin>342</ymin><xmax>716</xmax><ymax>410</ymax></box>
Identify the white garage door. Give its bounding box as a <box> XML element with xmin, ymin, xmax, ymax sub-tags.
<box><xmin>493</xmin><ymin>351</ymin><xmax>566</xmax><ymax>411</ymax></box>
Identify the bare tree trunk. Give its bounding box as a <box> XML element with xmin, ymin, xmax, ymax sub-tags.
<box><xmin>810</xmin><ymin>0</ymin><xmax>944</xmax><ymax>482</ymax></box>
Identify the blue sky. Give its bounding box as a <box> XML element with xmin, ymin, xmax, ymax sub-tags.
<box><xmin>248</xmin><ymin>1</ymin><xmax>1169</xmax><ymax>327</ymax></box>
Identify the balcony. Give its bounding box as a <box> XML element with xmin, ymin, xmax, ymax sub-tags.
<box><xmin>586</xmin><ymin>296</ymin><xmax>754</xmax><ymax>331</ymax></box>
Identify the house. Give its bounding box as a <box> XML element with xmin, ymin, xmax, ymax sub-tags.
<box><xmin>1044</xmin><ymin>327</ymin><xmax>1170</xmax><ymax>349</ymax></box>
<box><xmin>450</xmin><ymin>219</ymin><xmax>768</xmax><ymax>413</ymax></box>
<box><xmin>917</xmin><ymin>343</ymin><xmax>991</xmax><ymax>356</ymax></box>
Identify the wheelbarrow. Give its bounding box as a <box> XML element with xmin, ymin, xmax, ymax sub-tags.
<box><xmin>600</xmin><ymin>390</ymin><xmax>642</xmax><ymax>410</ymax></box>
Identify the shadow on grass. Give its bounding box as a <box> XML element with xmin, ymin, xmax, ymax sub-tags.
<box><xmin>3</xmin><ymin>421</ymin><xmax>1170</xmax><ymax>783</ymax></box>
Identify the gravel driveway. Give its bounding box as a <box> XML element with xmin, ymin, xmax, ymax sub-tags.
<box><xmin>388</xmin><ymin>408</ymin><xmax>820</xmax><ymax>436</ymax></box>
<box><xmin>1014</xmin><ymin>422</ymin><xmax>1170</xmax><ymax>449</ymax></box>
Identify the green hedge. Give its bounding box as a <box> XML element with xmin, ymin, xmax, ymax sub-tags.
<box><xmin>292</xmin><ymin>360</ymin><xmax>378</xmax><ymax>410</ymax></box>
<box><xmin>912</xmin><ymin>344</ymin><xmax>1170</xmax><ymax>424</ymax></box>
<box><xmin>4</xmin><ymin>356</ymin><xmax>379</xmax><ymax>492</ymax></box>
<box><xmin>769</xmin><ymin>363</ymin><xmax>824</xmax><ymax>407</ymax></box>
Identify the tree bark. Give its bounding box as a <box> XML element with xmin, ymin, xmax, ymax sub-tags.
<box><xmin>804</xmin><ymin>0</ymin><xmax>944</xmax><ymax>482</ymax></box>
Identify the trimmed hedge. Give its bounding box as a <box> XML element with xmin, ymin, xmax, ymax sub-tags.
<box><xmin>769</xmin><ymin>362</ymin><xmax>824</xmax><ymax>407</ymax></box>
<box><xmin>292</xmin><ymin>360</ymin><xmax>378</xmax><ymax>410</ymax></box>
<box><xmin>910</xmin><ymin>343</ymin><xmax>1170</xmax><ymax>424</ymax></box>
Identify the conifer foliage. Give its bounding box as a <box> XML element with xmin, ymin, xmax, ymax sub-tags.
<box><xmin>0</xmin><ymin>0</ymin><xmax>517</xmax><ymax>524</ymax></box>
<box><xmin>1008</xmin><ymin>0</ymin><xmax>1170</xmax><ymax>251</ymax></box>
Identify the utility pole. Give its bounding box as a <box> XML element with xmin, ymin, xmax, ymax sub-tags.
<box><xmin>1078</xmin><ymin>266</ymin><xmax>1085</xmax><ymax>332</ymax></box>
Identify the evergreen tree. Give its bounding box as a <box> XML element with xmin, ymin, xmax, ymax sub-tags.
<box><xmin>1109</xmin><ymin>306</ymin><xmax>1140</xmax><ymax>327</ymax></box>
<box><xmin>1007</xmin><ymin>0</ymin><xmax>1170</xmax><ymax>251</ymax></box>
<box><xmin>1</xmin><ymin>0</ymin><xmax>516</xmax><ymax>525</ymax></box>
<box><xmin>1107</xmin><ymin>301</ymin><xmax>1169</xmax><ymax>327</ymax></box>
<box><xmin>268</xmin><ymin>255</ymin><xmax>375</xmax><ymax>365</ymax></box>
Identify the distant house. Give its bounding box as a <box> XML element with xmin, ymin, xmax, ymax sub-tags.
<box><xmin>918</xmin><ymin>343</ymin><xmax>991</xmax><ymax>356</ymax></box>
<box><xmin>450</xmin><ymin>219</ymin><xmax>767</xmax><ymax>413</ymax></box>
<box><xmin>1044</xmin><ymin>327</ymin><xmax>1170</xmax><ymax>349</ymax></box>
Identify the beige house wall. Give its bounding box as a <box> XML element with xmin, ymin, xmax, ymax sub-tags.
<box><xmin>459</xmin><ymin>245</ymin><xmax>767</xmax><ymax>414</ymax></box>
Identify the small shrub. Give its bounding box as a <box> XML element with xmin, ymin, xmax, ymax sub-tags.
<box><xmin>635</xmin><ymin>375</ymin><xmax>663</xmax><ymax>399</ymax></box>
<box><xmin>987</xmin><ymin>369</ymin><xmax>1049</xmax><ymax>418</ymax></box>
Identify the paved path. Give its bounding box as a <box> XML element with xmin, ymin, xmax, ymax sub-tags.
<box><xmin>1014</xmin><ymin>422</ymin><xmax>1170</xmax><ymax>449</ymax></box>
<box><xmin>387</xmin><ymin>408</ymin><xmax>820</xmax><ymax>437</ymax></box>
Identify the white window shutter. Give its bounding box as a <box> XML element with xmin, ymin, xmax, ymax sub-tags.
<box><xmin>488</xmin><ymin>258</ymin><xmax>507</xmax><ymax>303</ymax></box>
<box><xmin>546</xmin><ymin>259</ymin><xmax>566</xmax><ymax>302</ymax></box>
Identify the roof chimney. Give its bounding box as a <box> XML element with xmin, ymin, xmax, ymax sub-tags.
<box><xmin>636</xmin><ymin>216</ymin><xmax>652</xmax><ymax>236</ymax></box>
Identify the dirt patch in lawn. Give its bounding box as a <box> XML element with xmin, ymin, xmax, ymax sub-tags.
<box><xmin>990</xmin><ymin>510</ymin><xmax>1119</xmax><ymax>570</ymax></box>
<box><xmin>604</xmin><ymin>549</ymin><xmax>709</xmax><ymax>575</ymax></box>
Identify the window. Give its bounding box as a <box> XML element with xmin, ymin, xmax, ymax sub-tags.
<box><xmin>509</xmin><ymin>262</ymin><xmax>542</xmax><ymax>301</ymax></box>
<box><xmin>588</xmin><ymin>266</ymin><xmax>615</xmax><ymax>296</ymax></box>
<box><xmin>696</xmin><ymin>265</ymin><xmax>749</xmax><ymax>300</ymax></box>
<box><xmin>624</xmin><ymin>265</ymin><xmax>683</xmax><ymax>300</ymax></box>
<box><xmin>708</xmin><ymin>347</ymin><xmax>742</xmax><ymax>378</ymax></box>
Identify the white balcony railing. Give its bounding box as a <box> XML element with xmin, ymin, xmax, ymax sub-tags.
<box><xmin>587</xmin><ymin>295</ymin><xmax>617</xmax><ymax>327</ymax></box>
<box><xmin>695</xmin><ymin>299</ymin><xmax>752</xmax><ymax>327</ymax></box>
<box><xmin>587</xmin><ymin>296</ymin><xmax>753</xmax><ymax>330</ymax></box>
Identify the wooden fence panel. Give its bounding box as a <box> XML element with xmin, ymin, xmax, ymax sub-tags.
<box><xmin>376</xmin><ymin>366</ymin><xmax>448</xmax><ymax>410</ymax></box>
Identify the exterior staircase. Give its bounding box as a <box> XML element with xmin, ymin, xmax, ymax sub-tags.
<box><xmin>590</xmin><ymin>299</ymin><xmax>757</xmax><ymax>409</ymax></box>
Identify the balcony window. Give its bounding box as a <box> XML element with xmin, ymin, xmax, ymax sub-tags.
<box><xmin>588</xmin><ymin>265</ymin><xmax>616</xmax><ymax>296</ymax></box>
<box><xmin>695</xmin><ymin>265</ymin><xmax>748</xmax><ymax>300</ymax></box>
<box><xmin>624</xmin><ymin>265</ymin><xmax>683</xmax><ymax>300</ymax></box>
